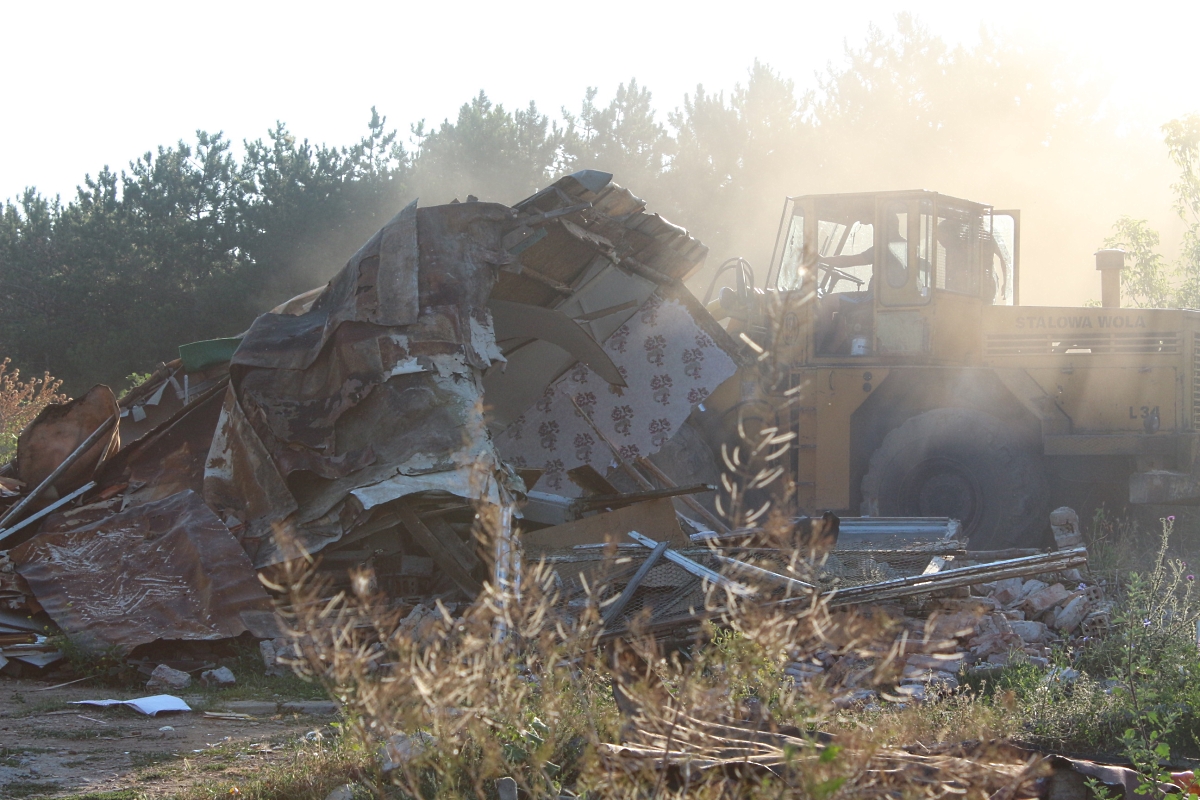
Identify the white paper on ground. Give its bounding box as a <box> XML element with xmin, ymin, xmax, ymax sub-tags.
<box><xmin>72</xmin><ymin>695</ymin><xmax>192</xmax><ymax>716</ymax></box>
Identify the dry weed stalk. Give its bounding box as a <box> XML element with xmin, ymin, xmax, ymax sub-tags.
<box><xmin>271</xmin><ymin>509</ymin><xmax>1037</xmax><ymax>798</ymax></box>
<box><xmin>269</xmin><ymin>285</ymin><xmax>1039</xmax><ymax>797</ymax></box>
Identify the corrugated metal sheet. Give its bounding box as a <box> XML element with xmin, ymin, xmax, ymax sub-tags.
<box><xmin>10</xmin><ymin>489</ymin><xmax>273</xmax><ymax>652</ymax></box>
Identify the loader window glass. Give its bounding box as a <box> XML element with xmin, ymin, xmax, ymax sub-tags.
<box><xmin>880</xmin><ymin>199</ymin><xmax>932</xmax><ymax>306</ymax></box>
<box><xmin>816</xmin><ymin>221</ymin><xmax>874</xmax><ymax>295</ymax></box>
<box><xmin>917</xmin><ymin>201</ymin><xmax>933</xmax><ymax>295</ymax></box>
<box><xmin>988</xmin><ymin>213</ymin><xmax>1016</xmax><ymax>305</ymax></box>
<box><xmin>884</xmin><ymin>203</ymin><xmax>909</xmax><ymax>289</ymax></box>
<box><xmin>935</xmin><ymin>207</ymin><xmax>981</xmax><ymax>296</ymax></box>
<box><xmin>776</xmin><ymin>212</ymin><xmax>806</xmax><ymax>291</ymax></box>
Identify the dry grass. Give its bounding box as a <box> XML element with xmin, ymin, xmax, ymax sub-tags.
<box><xmin>170</xmin><ymin>736</ymin><xmax>371</xmax><ymax>800</ymax></box>
<box><xmin>249</xmin><ymin>290</ymin><xmax>1039</xmax><ymax>799</ymax></box>
<box><xmin>263</xmin><ymin>506</ymin><xmax>1033</xmax><ymax>799</ymax></box>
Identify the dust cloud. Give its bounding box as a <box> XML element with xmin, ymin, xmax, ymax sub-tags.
<box><xmin>264</xmin><ymin>20</ymin><xmax>1187</xmax><ymax>312</ymax></box>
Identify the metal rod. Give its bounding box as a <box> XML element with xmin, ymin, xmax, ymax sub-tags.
<box><xmin>0</xmin><ymin>415</ymin><xmax>117</xmax><ymax>530</ymax></box>
<box><xmin>0</xmin><ymin>481</ymin><xmax>95</xmax><ymax>546</ymax></box>
<box><xmin>711</xmin><ymin>554</ymin><xmax>815</xmax><ymax>593</ymax></box>
<box><xmin>602</xmin><ymin>540</ymin><xmax>670</xmax><ymax>626</ymax></box>
<box><xmin>626</xmin><ymin>530</ymin><xmax>753</xmax><ymax>596</ymax></box>
<box><xmin>826</xmin><ymin>551</ymin><xmax>1085</xmax><ymax>600</ymax></box>
<box><xmin>819</xmin><ymin>547</ymin><xmax>1087</xmax><ymax>605</ymax></box>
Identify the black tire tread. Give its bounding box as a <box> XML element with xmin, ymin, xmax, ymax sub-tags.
<box><xmin>860</xmin><ymin>407</ymin><xmax>1050</xmax><ymax>549</ymax></box>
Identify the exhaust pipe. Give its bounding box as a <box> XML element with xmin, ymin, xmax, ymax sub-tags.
<box><xmin>1095</xmin><ymin>249</ymin><xmax>1125</xmax><ymax>308</ymax></box>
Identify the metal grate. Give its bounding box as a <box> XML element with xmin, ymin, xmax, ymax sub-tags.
<box><xmin>547</xmin><ymin>543</ymin><xmax>947</xmax><ymax>634</ymax></box>
<box><xmin>985</xmin><ymin>330</ymin><xmax>1179</xmax><ymax>356</ymax></box>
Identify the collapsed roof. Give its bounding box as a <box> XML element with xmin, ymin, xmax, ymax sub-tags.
<box><xmin>0</xmin><ymin>171</ymin><xmax>743</xmax><ymax>653</ymax></box>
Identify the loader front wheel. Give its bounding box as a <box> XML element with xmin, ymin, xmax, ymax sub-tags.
<box><xmin>860</xmin><ymin>408</ymin><xmax>1050</xmax><ymax>549</ymax></box>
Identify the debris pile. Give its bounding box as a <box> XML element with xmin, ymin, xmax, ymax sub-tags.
<box><xmin>0</xmin><ymin>167</ymin><xmax>1108</xmax><ymax>726</ymax></box>
<box><xmin>0</xmin><ymin>170</ymin><xmax>745</xmax><ymax>670</ymax></box>
<box><xmin>767</xmin><ymin>536</ymin><xmax>1098</xmax><ymax>706</ymax></box>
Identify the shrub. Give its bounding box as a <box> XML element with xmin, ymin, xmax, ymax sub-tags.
<box><xmin>0</xmin><ymin>357</ymin><xmax>68</xmax><ymax>464</ymax></box>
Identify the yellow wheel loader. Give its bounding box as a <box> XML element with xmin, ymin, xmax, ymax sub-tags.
<box><xmin>694</xmin><ymin>190</ymin><xmax>1195</xmax><ymax>548</ymax></box>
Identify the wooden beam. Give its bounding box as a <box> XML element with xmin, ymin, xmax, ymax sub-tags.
<box><xmin>395</xmin><ymin>501</ymin><xmax>481</xmax><ymax>596</ymax></box>
<box><xmin>635</xmin><ymin>457</ymin><xmax>729</xmax><ymax>534</ymax></box>
<box><xmin>423</xmin><ymin>514</ymin><xmax>480</xmax><ymax>573</ymax></box>
<box><xmin>572</xmin><ymin>483</ymin><xmax>715</xmax><ymax>514</ymax></box>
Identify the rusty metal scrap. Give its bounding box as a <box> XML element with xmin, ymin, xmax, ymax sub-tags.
<box><xmin>214</xmin><ymin>199</ymin><xmax>632</xmax><ymax>567</ymax></box>
<box><xmin>12</xmin><ymin>385</ymin><xmax>120</xmax><ymax>507</ymax></box>
<box><xmin>817</xmin><ymin>547</ymin><xmax>1089</xmax><ymax>607</ymax></box>
<box><xmin>0</xmin><ymin>170</ymin><xmax>739</xmax><ymax>655</ymax></box>
<box><xmin>10</xmin><ymin>489</ymin><xmax>273</xmax><ymax>652</ymax></box>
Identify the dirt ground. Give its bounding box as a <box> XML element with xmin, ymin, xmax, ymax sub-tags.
<box><xmin>0</xmin><ymin>676</ymin><xmax>343</xmax><ymax>799</ymax></box>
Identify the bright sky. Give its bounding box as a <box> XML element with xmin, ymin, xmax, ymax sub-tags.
<box><xmin>3</xmin><ymin>1</ymin><xmax>1198</xmax><ymax>203</ymax></box>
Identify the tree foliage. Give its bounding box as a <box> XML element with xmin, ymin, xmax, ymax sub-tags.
<box><xmin>0</xmin><ymin>15</ymin><xmax>1160</xmax><ymax>391</ymax></box>
<box><xmin>1106</xmin><ymin>115</ymin><xmax>1200</xmax><ymax>308</ymax></box>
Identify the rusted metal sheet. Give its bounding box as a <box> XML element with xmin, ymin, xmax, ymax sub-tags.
<box><xmin>203</xmin><ymin>386</ymin><xmax>297</xmax><ymax>543</ymax></box>
<box><xmin>3</xmin><ymin>175</ymin><xmax>723</xmax><ymax>627</ymax></box>
<box><xmin>10</xmin><ymin>489</ymin><xmax>273</xmax><ymax>652</ymax></box>
<box><xmin>213</xmin><ymin>202</ymin><xmax>535</xmax><ymax>565</ymax></box>
<box><xmin>234</xmin><ymin>202</ymin><xmax>513</xmax><ymax>372</ymax></box>
<box><xmin>373</xmin><ymin>200</ymin><xmax>421</xmax><ymax>326</ymax></box>
<box><xmin>15</xmin><ymin>384</ymin><xmax>120</xmax><ymax>500</ymax></box>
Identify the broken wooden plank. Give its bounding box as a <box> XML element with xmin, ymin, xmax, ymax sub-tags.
<box><xmin>572</xmin><ymin>483</ymin><xmax>715</xmax><ymax>514</ymax></box>
<box><xmin>635</xmin><ymin>457</ymin><xmax>730</xmax><ymax>535</ymax></box>
<box><xmin>395</xmin><ymin>502</ymin><xmax>482</xmax><ymax>596</ymax></box>
<box><xmin>423</xmin><ymin>514</ymin><xmax>480</xmax><ymax>573</ymax></box>
<box><xmin>602</xmin><ymin>540</ymin><xmax>671</xmax><ymax>626</ymax></box>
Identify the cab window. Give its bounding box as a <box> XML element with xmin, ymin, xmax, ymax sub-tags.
<box><xmin>935</xmin><ymin>205</ymin><xmax>981</xmax><ymax>296</ymax></box>
<box><xmin>879</xmin><ymin>199</ymin><xmax>932</xmax><ymax>305</ymax></box>
<box><xmin>819</xmin><ymin>221</ymin><xmax>873</xmax><ymax>294</ymax></box>
<box><xmin>988</xmin><ymin>212</ymin><xmax>1017</xmax><ymax>305</ymax></box>
<box><xmin>776</xmin><ymin>211</ymin><xmax>806</xmax><ymax>291</ymax></box>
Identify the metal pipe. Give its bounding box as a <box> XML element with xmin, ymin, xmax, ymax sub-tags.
<box><xmin>1095</xmin><ymin>249</ymin><xmax>1125</xmax><ymax>308</ymax></box>
<box><xmin>819</xmin><ymin>547</ymin><xmax>1087</xmax><ymax>606</ymax></box>
<box><xmin>602</xmin><ymin>540</ymin><xmax>670</xmax><ymax>626</ymax></box>
<box><xmin>711</xmin><ymin>554</ymin><xmax>815</xmax><ymax>593</ymax></box>
<box><xmin>0</xmin><ymin>414</ymin><xmax>116</xmax><ymax>530</ymax></box>
<box><xmin>627</xmin><ymin>530</ymin><xmax>753</xmax><ymax>596</ymax></box>
<box><xmin>0</xmin><ymin>481</ymin><xmax>96</xmax><ymax>546</ymax></box>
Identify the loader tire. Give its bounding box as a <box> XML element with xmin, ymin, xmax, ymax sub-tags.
<box><xmin>860</xmin><ymin>408</ymin><xmax>1050</xmax><ymax>549</ymax></box>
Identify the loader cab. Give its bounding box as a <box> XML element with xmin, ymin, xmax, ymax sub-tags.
<box><xmin>766</xmin><ymin>191</ymin><xmax>1019</xmax><ymax>361</ymax></box>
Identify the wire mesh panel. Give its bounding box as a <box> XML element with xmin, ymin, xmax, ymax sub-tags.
<box><xmin>543</xmin><ymin>535</ymin><xmax>954</xmax><ymax>636</ymax></box>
